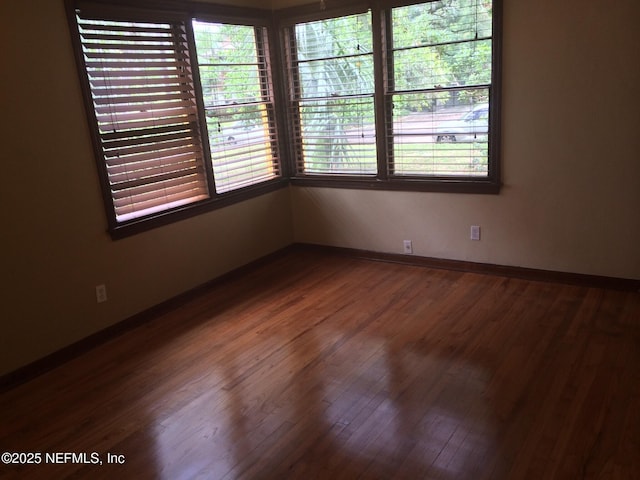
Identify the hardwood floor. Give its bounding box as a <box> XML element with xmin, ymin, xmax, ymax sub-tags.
<box><xmin>1</xmin><ymin>250</ymin><xmax>639</xmax><ymax>479</ymax></box>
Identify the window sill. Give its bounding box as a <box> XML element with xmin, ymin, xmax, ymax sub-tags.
<box><xmin>108</xmin><ymin>178</ymin><xmax>290</xmax><ymax>240</ymax></box>
<box><xmin>289</xmin><ymin>176</ymin><xmax>501</xmax><ymax>194</ymax></box>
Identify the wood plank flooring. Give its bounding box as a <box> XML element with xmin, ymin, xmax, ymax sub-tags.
<box><xmin>1</xmin><ymin>250</ymin><xmax>639</xmax><ymax>479</ymax></box>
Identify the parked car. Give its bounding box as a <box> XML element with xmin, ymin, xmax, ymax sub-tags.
<box><xmin>435</xmin><ymin>103</ymin><xmax>489</xmax><ymax>143</ymax></box>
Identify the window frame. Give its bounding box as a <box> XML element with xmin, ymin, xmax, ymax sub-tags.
<box><xmin>67</xmin><ymin>0</ymin><xmax>501</xmax><ymax>239</ymax></box>
<box><xmin>280</xmin><ymin>0</ymin><xmax>502</xmax><ymax>194</ymax></box>
<box><xmin>192</xmin><ymin>18</ymin><xmax>281</xmax><ymax>194</ymax></box>
<box><xmin>66</xmin><ymin>0</ymin><xmax>288</xmax><ymax>239</ymax></box>
<box><xmin>284</xmin><ymin>10</ymin><xmax>379</xmax><ymax>177</ymax></box>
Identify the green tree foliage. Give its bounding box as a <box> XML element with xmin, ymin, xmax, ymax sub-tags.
<box><xmin>193</xmin><ymin>22</ymin><xmax>268</xmax><ymax>148</ymax></box>
<box><xmin>194</xmin><ymin>22</ymin><xmax>262</xmax><ymax>106</ymax></box>
<box><xmin>392</xmin><ymin>0</ymin><xmax>492</xmax><ymax>113</ymax></box>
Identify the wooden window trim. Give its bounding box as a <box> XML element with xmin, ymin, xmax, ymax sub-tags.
<box><xmin>66</xmin><ymin>0</ymin><xmax>287</xmax><ymax>239</ymax></box>
<box><xmin>280</xmin><ymin>0</ymin><xmax>503</xmax><ymax>194</ymax></box>
<box><xmin>67</xmin><ymin>0</ymin><xmax>502</xmax><ymax>239</ymax></box>
<box><xmin>284</xmin><ymin>11</ymin><xmax>378</xmax><ymax>177</ymax></box>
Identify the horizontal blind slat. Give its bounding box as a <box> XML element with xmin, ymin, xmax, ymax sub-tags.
<box><xmin>92</xmin><ymin>91</ymin><xmax>195</xmax><ymax>106</ymax></box>
<box><xmin>90</xmin><ymin>77</ymin><xmax>187</xmax><ymax>89</ymax></box>
<box><xmin>112</xmin><ymin>173</ymin><xmax>207</xmax><ymax>200</ymax></box>
<box><xmin>97</xmin><ymin>106</ymin><xmax>197</xmax><ymax>125</ymax></box>
<box><xmin>111</xmin><ymin>164</ymin><xmax>204</xmax><ymax>192</ymax></box>
<box><xmin>80</xmin><ymin>32</ymin><xmax>181</xmax><ymax>43</ymax></box>
<box><xmin>91</xmin><ymin>84</ymin><xmax>191</xmax><ymax>97</ymax></box>
<box><xmin>84</xmin><ymin>51</ymin><xmax>189</xmax><ymax>61</ymax></box>
<box><xmin>94</xmin><ymin>99</ymin><xmax>195</xmax><ymax>116</ymax></box>
<box><xmin>107</xmin><ymin>150</ymin><xmax>200</xmax><ymax>176</ymax></box>
<box><xmin>101</xmin><ymin>122</ymin><xmax>198</xmax><ymax>144</ymax></box>
<box><xmin>78</xmin><ymin>21</ymin><xmax>179</xmax><ymax>35</ymax></box>
<box><xmin>104</xmin><ymin>138</ymin><xmax>200</xmax><ymax>160</ymax></box>
<box><xmin>106</xmin><ymin>147</ymin><xmax>200</xmax><ymax>170</ymax></box>
<box><xmin>98</xmin><ymin>112</ymin><xmax>199</xmax><ymax>133</ymax></box>
<box><xmin>85</xmin><ymin>60</ymin><xmax>190</xmax><ymax>69</ymax></box>
<box><xmin>82</xmin><ymin>41</ymin><xmax>188</xmax><ymax>52</ymax></box>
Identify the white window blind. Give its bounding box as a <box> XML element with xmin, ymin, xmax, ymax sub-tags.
<box><xmin>389</xmin><ymin>0</ymin><xmax>493</xmax><ymax>177</ymax></box>
<box><xmin>288</xmin><ymin>13</ymin><xmax>377</xmax><ymax>175</ymax></box>
<box><xmin>77</xmin><ymin>16</ymin><xmax>210</xmax><ymax>222</ymax></box>
<box><xmin>193</xmin><ymin>21</ymin><xmax>279</xmax><ymax>193</ymax></box>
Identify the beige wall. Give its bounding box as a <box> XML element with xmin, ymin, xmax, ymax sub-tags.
<box><xmin>1</xmin><ymin>0</ymin><xmax>639</xmax><ymax>376</ymax></box>
<box><xmin>292</xmin><ymin>0</ymin><xmax>640</xmax><ymax>280</ymax></box>
<box><xmin>0</xmin><ymin>0</ymin><xmax>293</xmax><ymax>376</ymax></box>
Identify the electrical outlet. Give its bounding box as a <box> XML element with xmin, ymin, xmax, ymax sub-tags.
<box><xmin>96</xmin><ymin>284</ymin><xmax>107</xmax><ymax>303</ymax></box>
<box><xmin>403</xmin><ymin>240</ymin><xmax>413</xmax><ymax>254</ymax></box>
<box><xmin>470</xmin><ymin>225</ymin><xmax>481</xmax><ymax>241</ymax></box>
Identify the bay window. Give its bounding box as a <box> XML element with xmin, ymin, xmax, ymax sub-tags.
<box><xmin>68</xmin><ymin>0</ymin><xmax>501</xmax><ymax>238</ymax></box>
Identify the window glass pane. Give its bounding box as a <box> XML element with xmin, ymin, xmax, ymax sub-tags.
<box><xmin>193</xmin><ymin>21</ymin><xmax>279</xmax><ymax>193</ymax></box>
<box><xmin>295</xmin><ymin>14</ymin><xmax>373</xmax><ymax>61</ymax></box>
<box><xmin>392</xmin><ymin>0</ymin><xmax>492</xmax><ymax>48</ymax></box>
<box><xmin>298</xmin><ymin>97</ymin><xmax>376</xmax><ymax>174</ymax></box>
<box><xmin>204</xmin><ymin>104</ymin><xmax>277</xmax><ymax>193</ymax></box>
<box><xmin>392</xmin><ymin>0</ymin><xmax>493</xmax><ymax>91</ymax></box>
<box><xmin>297</xmin><ymin>56</ymin><xmax>375</xmax><ymax>98</ymax></box>
<box><xmin>393</xmin><ymin>39</ymin><xmax>492</xmax><ymax>91</ymax></box>
<box><xmin>392</xmin><ymin>91</ymin><xmax>489</xmax><ymax>176</ymax></box>
<box><xmin>194</xmin><ymin>24</ymin><xmax>262</xmax><ymax>105</ymax></box>
<box><xmin>295</xmin><ymin>14</ymin><xmax>374</xmax><ymax>97</ymax></box>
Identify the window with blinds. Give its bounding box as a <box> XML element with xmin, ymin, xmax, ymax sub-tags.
<box><xmin>192</xmin><ymin>21</ymin><xmax>279</xmax><ymax>193</ymax></box>
<box><xmin>287</xmin><ymin>13</ymin><xmax>377</xmax><ymax>176</ymax></box>
<box><xmin>388</xmin><ymin>0</ymin><xmax>493</xmax><ymax>178</ymax></box>
<box><xmin>76</xmin><ymin>15</ymin><xmax>210</xmax><ymax>223</ymax></box>
<box><xmin>69</xmin><ymin>0</ymin><xmax>500</xmax><ymax>236</ymax></box>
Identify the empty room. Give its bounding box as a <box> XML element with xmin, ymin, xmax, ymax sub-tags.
<box><xmin>1</xmin><ymin>0</ymin><xmax>639</xmax><ymax>478</ymax></box>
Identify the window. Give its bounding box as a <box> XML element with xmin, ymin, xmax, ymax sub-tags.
<box><xmin>69</xmin><ymin>2</ymin><xmax>282</xmax><ymax>237</ymax></box>
<box><xmin>69</xmin><ymin>0</ymin><xmax>501</xmax><ymax>237</ymax></box>
<box><xmin>286</xmin><ymin>13</ymin><xmax>377</xmax><ymax>176</ymax></box>
<box><xmin>285</xmin><ymin>0</ymin><xmax>501</xmax><ymax>192</ymax></box>
<box><xmin>192</xmin><ymin>21</ymin><xmax>279</xmax><ymax>193</ymax></box>
<box><xmin>388</xmin><ymin>1</ymin><xmax>493</xmax><ymax>178</ymax></box>
<box><xmin>75</xmin><ymin>14</ymin><xmax>210</xmax><ymax>224</ymax></box>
